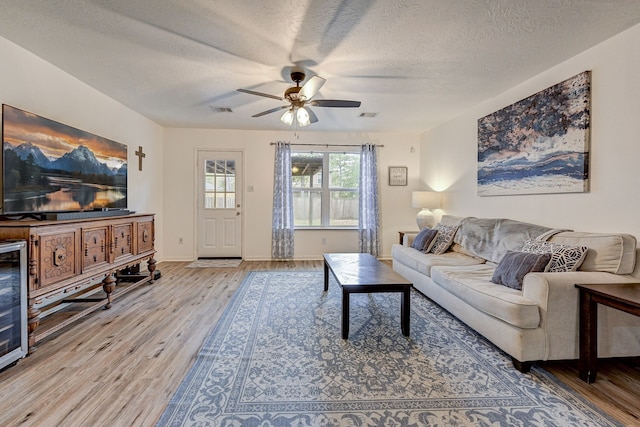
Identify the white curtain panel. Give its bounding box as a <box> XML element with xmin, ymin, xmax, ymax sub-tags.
<box><xmin>271</xmin><ymin>141</ymin><xmax>295</xmax><ymax>259</ymax></box>
<box><xmin>359</xmin><ymin>144</ymin><xmax>380</xmax><ymax>256</ymax></box>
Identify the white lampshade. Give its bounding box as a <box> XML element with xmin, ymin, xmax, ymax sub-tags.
<box><xmin>296</xmin><ymin>107</ymin><xmax>311</xmax><ymax>126</ymax></box>
<box><xmin>411</xmin><ymin>191</ymin><xmax>440</xmax><ymax>209</ymax></box>
<box><xmin>411</xmin><ymin>191</ymin><xmax>441</xmax><ymax>229</ymax></box>
<box><xmin>281</xmin><ymin>109</ymin><xmax>294</xmax><ymax>125</ymax></box>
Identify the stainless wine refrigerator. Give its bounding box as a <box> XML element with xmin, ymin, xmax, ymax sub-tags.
<box><xmin>0</xmin><ymin>240</ymin><xmax>27</xmax><ymax>371</ymax></box>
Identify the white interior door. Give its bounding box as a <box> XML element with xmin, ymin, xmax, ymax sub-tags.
<box><xmin>196</xmin><ymin>150</ymin><xmax>243</xmax><ymax>258</ymax></box>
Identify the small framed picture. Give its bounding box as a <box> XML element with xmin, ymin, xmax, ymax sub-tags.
<box><xmin>388</xmin><ymin>166</ymin><xmax>408</xmax><ymax>186</ymax></box>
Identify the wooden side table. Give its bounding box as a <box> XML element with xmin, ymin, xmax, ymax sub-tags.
<box><xmin>575</xmin><ymin>283</ymin><xmax>640</xmax><ymax>383</ymax></box>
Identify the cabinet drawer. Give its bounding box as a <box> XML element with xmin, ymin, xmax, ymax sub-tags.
<box><xmin>113</xmin><ymin>224</ymin><xmax>133</xmax><ymax>259</ymax></box>
<box><xmin>137</xmin><ymin>221</ymin><xmax>154</xmax><ymax>254</ymax></box>
<box><xmin>38</xmin><ymin>231</ymin><xmax>77</xmax><ymax>288</ymax></box>
<box><xmin>82</xmin><ymin>227</ymin><xmax>108</xmax><ymax>270</ymax></box>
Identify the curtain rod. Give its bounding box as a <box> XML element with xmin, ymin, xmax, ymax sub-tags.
<box><xmin>270</xmin><ymin>142</ymin><xmax>384</xmax><ymax>148</ymax></box>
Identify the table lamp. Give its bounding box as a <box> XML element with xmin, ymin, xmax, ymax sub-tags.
<box><xmin>411</xmin><ymin>191</ymin><xmax>440</xmax><ymax>229</ymax></box>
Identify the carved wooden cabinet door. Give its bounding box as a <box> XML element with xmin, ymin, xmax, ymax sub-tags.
<box><xmin>137</xmin><ymin>221</ymin><xmax>154</xmax><ymax>254</ymax></box>
<box><xmin>112</xmin><ymin>224</ymin><xmax>133</xmax><ymax>260</ymax></box>
<box><xmin>82</xmin><ymin>227</ymin><xmax>108</xmax><ymax>271</ymax></box>
<box><xmin>37</xmin><ymin>230</ymin><xmax>78</xmax><ymax>289</ymax></box>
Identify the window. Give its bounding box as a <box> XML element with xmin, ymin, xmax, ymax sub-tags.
<box><xmin>203</xmin><ymin>159</ymin><xmax>236</xmax><ymax>209</ymax></box>
<box><xmin>292</xmin><ymin>151</ymin><xmax>360</xmax><ymax>227</ymax></box>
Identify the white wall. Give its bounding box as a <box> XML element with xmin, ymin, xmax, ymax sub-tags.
<box><xmin>0</xmin><ymin>36</ymin><xmax>165</xmax><ymax>259</ymax></box>
<box><xmin>163</xmin><ymin>129</ymin><xmax>420</xmax><ymax>261</ymax></box>
<box><xmin>420</xmin><ymin>23</ymin><xmax>640</xmax><ymax>240</ymax></box>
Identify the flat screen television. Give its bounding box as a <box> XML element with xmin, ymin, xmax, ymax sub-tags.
<box><xmin>1</xmin><ymin>105</ymin><xmax>128</xmax><ymax>216</ymax></box>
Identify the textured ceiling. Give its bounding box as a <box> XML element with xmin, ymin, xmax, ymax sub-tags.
<box><xmin>1</xmin><ymin>0</ymin><xmax>640</xmax><ymax>132</ymax></box>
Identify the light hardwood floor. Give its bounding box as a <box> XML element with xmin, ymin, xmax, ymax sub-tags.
<box><xmin>0</xmin><ymin>260</ymin><xmax>638</xmax><ymax>426</ymax></box>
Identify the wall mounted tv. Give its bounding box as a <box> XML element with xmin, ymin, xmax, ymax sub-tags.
<box><xmin>1</xmin><ymin>104</ymin><xmax>128</xmax><ymax>216</ymax></box>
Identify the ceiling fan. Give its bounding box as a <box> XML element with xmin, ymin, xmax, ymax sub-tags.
<box><xmin>237</xmin><ymin>69</ymin><xmax>361</xmax><ymax>126</ymax></box>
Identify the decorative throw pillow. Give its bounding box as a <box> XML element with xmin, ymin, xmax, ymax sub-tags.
<box><xmin>521</xmin><ymin>239</ymin><xmax>588</xmax><ymax>272</ymax></box>
<box><xmin>491</xmin><ymin>251</ymin><xmax>552</xmax><ymax>290</ymax></box>
<box><xmin>428</xmin><ymin>224</ymin><xmax>459</xmax><ymax>255</ymax></box>
<box><xmin>411</xmin><ymin>227</ymin><xmax>438</xmax><ymax>253</ymax></box>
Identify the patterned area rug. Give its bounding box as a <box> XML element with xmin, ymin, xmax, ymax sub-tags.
<box><xmin>157</xmin><ymin>271</ymin><xmax>620</xmax><ymax>427</ymax></box>
<box><xmin>186</xmin><ymin>259</ymin><xmax>242</xmax><ymax>268</ymax></box>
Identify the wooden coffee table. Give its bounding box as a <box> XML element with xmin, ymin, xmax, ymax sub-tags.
<box><xmin>323</xmin><ymin>253</ymin><xmax>413</xmax><ymax>339</ymax></box>
<box><xmin>575</xmin><ymin>283</ymin><xmax>640</xmax><ymax>383</ymax></box>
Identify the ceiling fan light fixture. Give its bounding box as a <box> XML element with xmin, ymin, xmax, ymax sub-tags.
<box><xmin>281</xmin><ymin>109</ymin><xmax>294</xmax><ymax>125</ymax></box>
<box><xmin>296</xmin><ymin>107</ymin><xmax>311</xmax><ymax>126</ymax></box>
<box><xmin>239</xmin><ymin>68</ymin><xmax>361</xmax><ymax>126</ymax></box>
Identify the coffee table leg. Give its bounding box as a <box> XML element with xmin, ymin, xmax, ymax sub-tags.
<box><xmin>578</xmin><ymin>289</ymin><xmax>598</xmax><ymax>383</ymax></box>
<box><xmin>323</xmin><ymin>260</ymin><xmax>329</xmax><ymax>292</ymax></box>
<box><xmin>342</xmin><ymin>289</ymin><xmax>350</xmax><ymax>339</ymax></box>
<box><xmin>401</xmin><ymin>288</ymin><xmax>410</xmax><ymax>337</ymax></box>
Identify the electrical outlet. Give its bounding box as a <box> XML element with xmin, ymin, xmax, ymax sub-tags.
<box><xmin>178</xmin><ymin>237</ymin><xmax>183</xmax><ymax>244</ymax></box>
<box><xmin>321</xmin><ymin>237</ymin><xmax>327</xmax><ymax>244</ymax></box>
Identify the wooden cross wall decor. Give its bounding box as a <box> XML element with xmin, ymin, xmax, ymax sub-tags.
<box><xmin>135</xmin><ymin>146</ymin><xmax>146</xmax><ymax>171</ymax></box>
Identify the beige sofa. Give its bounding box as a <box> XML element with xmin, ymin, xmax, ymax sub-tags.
<box><xmin>392</xmin><ymin>215</ymin><xmax>640</xmax><ymax>372</ymax></box>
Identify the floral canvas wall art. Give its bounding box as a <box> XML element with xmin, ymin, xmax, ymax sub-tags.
<box><xmin>477</xmin><ymin>71</ymin><xmax>590</xmax><ymax>196</ymax></box>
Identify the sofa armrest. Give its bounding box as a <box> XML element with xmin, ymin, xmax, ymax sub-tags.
<box><xmin>403</xmin><ymin>232</ymin><xmax>419</xmax><ymax>247</ymax></box>
<box><xmin>521</xmin><ymin>271</ymin><xmax>639</xmax><ymax>359</ymax></box>
<box><xmin>522</xmin><ymin>271</ymin><xmax>639</xmax><ymax>310</ymax></box>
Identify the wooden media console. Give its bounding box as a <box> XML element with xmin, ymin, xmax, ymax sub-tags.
<box><xmin>0</xmin><ymin>213</ymin><xmax>157</xmax><ymax>352</ymax></box>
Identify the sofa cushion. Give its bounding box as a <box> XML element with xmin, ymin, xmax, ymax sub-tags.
<box><xmin>391</xmin><ymin>244</ymin><xmax>484</xmax><ymax>277</ymax></box>
<box><xmin>411</xmin><ymin>227</ymin><xmax>438</xmax><ymax>252</ymax></box>
<box><xmin>453</xmin><ymin>217</ymin><xmax>553</xmax><ymax>264</ymax></box>
<box><xmin>491</xmin><ymin>251</ymin><xmax>551</xmax><ymax>290</ymax></box>
<box><xmin>549</xmin><ymin>232</ymin><xmax>637</xmax><ymax>274</ymax></box>
<box><xmin>429</xmin><ymin>223</ymin><xmax>459</xmax><ymax>255</ymax></box>
<box><xmin>450</xmin><ymin>243</ymin><xmax>488</xmax><ymax>261</ymax></box>
<box><xmin>431</xmin><ymin>264</ymin><xmax>541</xmax><ymax>329</ymax></box>
<box><xmin>521</xmin><ymin>239</ymin><xmax>588</xmax><ymax>272</ymax></box>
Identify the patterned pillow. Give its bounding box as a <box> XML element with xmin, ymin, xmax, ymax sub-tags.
<box><xmin>411</xmin><ymin>227</ymin><xmax>438</xmax><ymax>253</ymax></box>
<box><xmin>521</xmin><ymin>239</ymin><xmax>588</xmax><ymax>272</ymax></box>
<box><xmin>491</xmin><ymin>251</ymin><xmax>552</xmax><ymax>290</ymax></box>
<box><xmin>429</xmin><ymin>224</ymin><xmax>459</xmax><ymax>255</ymax></box>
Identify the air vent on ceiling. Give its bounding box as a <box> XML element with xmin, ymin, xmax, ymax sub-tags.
<box><xmin>359</xmin><ymin>112</ymin><xmax>377</xmax><ymax>118</ymax></box>
<box><xmin>209</xmin><ymin>106</ymin><xmax>233</xmax><ymax>113</ymax></box>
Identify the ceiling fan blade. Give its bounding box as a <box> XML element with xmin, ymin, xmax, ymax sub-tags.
<box><xmin>299</xmin><ymin>76</ymin><xmax>326</xmax><ymax>100</ymax></box>
<box><xmin>306</xmin><ymin>107</ymin><xmax>318</xmax><ymax>124</ymax></box>
<box><xmin>309</xmin><ymin>100</ymin><xmax>361</xmax><ymax>108</ymax></box>
<box><xmin>251</xmin><ymin>105</ymin><xmax>290</xmax><ymax>118</ymax></box>
<box><xmin>237</xmin><ymin>88</ymin><xmax>284</xmax><ymax>101</ymax></box>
